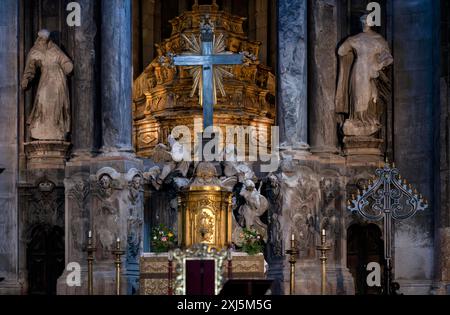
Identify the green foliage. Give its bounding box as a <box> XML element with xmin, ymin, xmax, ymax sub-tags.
<box><xmin>239</xmin><ymin>228</ymin><xmax>264</xmax><ymax>255</ymax></box>
<box><xmin>151</xmin><ymin>224</ymin><xmax>176</xmax><ymax>253</ymax></box>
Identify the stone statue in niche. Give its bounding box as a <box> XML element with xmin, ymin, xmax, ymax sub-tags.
<box><xmin>21</xmin><ymin>29</ymin><xmax>73</xmax><ymax>141</ymax></box>
<box><xmin>336</xmin><ymin>15</ymin><xmax>393</xmax><ymax>154</ymax></box>
<box><xmin>238</xmin><ymin>179</ymin><xmax>269</xmax><ymax>242</ymax></box>
<box><xmin>319</xmin><ymin>176</ymin><xmax>342</xmax><ymax>260</ymax></box>
<box><xmin>90</xmin><ymin>168</ymin><xmax>121</xmax><ymax>259</ymax></box>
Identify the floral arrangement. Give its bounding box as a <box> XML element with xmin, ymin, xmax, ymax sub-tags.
<box><xmin>151</xmin><ymin>224</ymin><xmax>176</xmax><ymax>253</ymax></box>
<box><xmin>239</xmin><ymin>228</ymin><xmax>264</xmax><ymax>255</ymax></box>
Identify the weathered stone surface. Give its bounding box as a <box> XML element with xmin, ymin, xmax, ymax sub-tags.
<box><xmin>277</xmin><ymin>0</ymin><xmax>308</xmax><ymax>147</ymax></box>
<box><xmin>101</xmin><ymin>0</ymin><xmax>133</xmax><ymax>153</ymax></box>
<box><xmin>69</xmin><ymin>0</ymin><xmax>97</xmax><ymax>158</ymax></box>
<box><xmin>58</xmin><ymin>158</ymin><xmax>144</xmax><ymax>295</ymax></box>
<box><xmin>266</xmin><ymin>158</ymin><xmax>356</xmax><ymax>295</ymax></box>
<box><xmin>0</xmin><ymin>0</ymin><xmax>20</xmax><ymax>294</ymax></box>
<box><xmin>309</xmin><ymin>0</ymin><xmax>339</xmax><ymax>155</ymax></box>
<box><xmin>24</xmin><ymin>141</ymin><xmax>70</xmax><ymax>170</ymax></box>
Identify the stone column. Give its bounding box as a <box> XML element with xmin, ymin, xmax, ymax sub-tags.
<box><xmin>0</xmin><ymin>0</ymin><xmax>21</xmax><ymax>294</ymax></box>
<box><xmin>277</xmin><ymin>0</ymin><xmax>308</xmax><ymax>150</ymax></box>
<box><xmin>101</xmin><ymin>0</ymin><xmax>133</xmax><ymax>154</ymax></box>
<box><xmin>70</xmin><ymin>0</ymin><xmax>98</xmax><ymax>159</ymax></box>
<box><xmin>94</xmin><ymin>0</ymin><xmax>143</xmax><ymax>294</ymax></box>
<box><xmin>57</xmin><ymin>0</ymin><xmax>99</xmax><ymax>295</ymax></box>
<box><xmin>58</xmin><ymin>0</ymin><xmax>144</xmax><ymax>295</ymax></box>
<box><xmin>308</xmin><ymin>0</ymin><xmax>339</xmax><ymax>156</ymax></box>
<box><xmin>392</xmin><ymin>0</ymin><xmax>440</xmax><ymax>294</ymax></box>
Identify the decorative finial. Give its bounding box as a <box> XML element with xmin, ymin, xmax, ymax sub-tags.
<box><xmin>200</xmin><ymin>15</ymin><xmax>214</xmax><ymax>42</ymax></box>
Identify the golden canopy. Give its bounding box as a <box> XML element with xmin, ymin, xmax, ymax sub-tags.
<box><xmin>133</xmin><ymin>3</ymin><xmax>276</xmax><ymax>157</ymax></box>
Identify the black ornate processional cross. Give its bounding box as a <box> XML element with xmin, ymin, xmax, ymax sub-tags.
<box><xmin>347</xmin><ymin>161</ymin><xmax>428</xmax><ymax>295</ymax></box>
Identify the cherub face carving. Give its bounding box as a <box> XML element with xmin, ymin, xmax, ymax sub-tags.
<box><xmin>99</xmin><ymin>174</ymin><xmax>112</xmax><ymax>190</ymax></box>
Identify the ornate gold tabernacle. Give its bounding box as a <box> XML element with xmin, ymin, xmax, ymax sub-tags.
<box><xmin>177</xmin><ymin>162</ymin><xmax>233</xmax><ymax>249</ymax></box>
<box><xmin>133</xmin><ymin>3</ymin><xmax>276</xmax><ymax>157</ymax></box>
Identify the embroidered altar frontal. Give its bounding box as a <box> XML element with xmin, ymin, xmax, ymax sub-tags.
<box><xmin>140</xmin><ymin>253</ymin><xmax>265</xmax><ymax>295</ymax></box>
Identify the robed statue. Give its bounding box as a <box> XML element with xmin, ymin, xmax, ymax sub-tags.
<box><xmin>336</xmin><ymin>15</ymin><xmax>393</xmax><ymax>137</ymax></box>
<box><xmin>21</xmin><ymin>29</ymin><xmax>73</xmax><ymax>141</ymax></box>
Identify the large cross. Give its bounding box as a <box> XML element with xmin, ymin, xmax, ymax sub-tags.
<box><xmin>173</xmin><ymin>27</ymin><xmax>243</xmax><ymax>130</ymax></box>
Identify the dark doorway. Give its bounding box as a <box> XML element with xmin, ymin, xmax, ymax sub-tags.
<box><xmin>347</xmin><ymin>224</ymin><xmax>384</xmax><ymax>295</ymax></box>
<box><xmin>26</xmin><ymin>225</ymin><xmax>65</xmax><ymax>295</ymax></box>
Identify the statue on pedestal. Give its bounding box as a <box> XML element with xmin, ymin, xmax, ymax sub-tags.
<box><xmin>21</xmin><ymin>29</ymin><xmax>73</xmax><ymax>169</ymax></box>
<box><xmin>335</xmin><ymin>15</ymin><xmax>393</xmax><ymax>156</ymax></box>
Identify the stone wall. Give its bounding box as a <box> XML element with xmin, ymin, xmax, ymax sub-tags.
<box><xmin>437</xmin><ymin>0</ymin><xmax>450</xmax><ymax>294</ymax></box>
<box><xmin>0</xmin><ymin>0</ymin><xmax>21</xmax><ymax>295</ymax></box>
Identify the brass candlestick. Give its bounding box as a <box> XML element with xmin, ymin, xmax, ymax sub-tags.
<box><xmin>168</xmin><ymin>250</ymin><xmax>174</xmax><ymax>296</ymax></box>
<box><xmin>316</xmin><ymin>229</ymin><xmax>331</xmax><ymax>295</ymax></box>
<box><xmin>84</xmin><ymin>230</ymin><xmax>96</xmax><ymax>295</ymax></box>
<box><xmin>112</xmin><ymin>238</ymin><xmax>125</xmax><ymax>295</ymax></box>
<box><xmin>285</xmin><ymin>234</ymin><xmax>298</xmax><ymax>295</ymax></box>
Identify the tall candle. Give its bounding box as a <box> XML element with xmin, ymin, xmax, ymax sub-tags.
<box><xmin>291</xmin><ymin>233</ymin><xmax>295</xmax><ymax>241</ymax></box>
<box><xmin>88</xmin><ymin>230</ymin><xmax>92</xmax><ymax>238</ymax></box>
<box><xmin>322</xmin><ymin>229</ymin><xmax>326</xmax><ymax>237</ymax></box>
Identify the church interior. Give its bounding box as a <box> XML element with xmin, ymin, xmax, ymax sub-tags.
<box><xmin>0</xmin><ymin>0</ymin><xmax>449</xmax><ymax>296</ymax></box>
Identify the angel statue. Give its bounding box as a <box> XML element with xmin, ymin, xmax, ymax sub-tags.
<box><xmin>238</xmin><ymin>180</ymin><xmax>269</xmax><ymax>242</ymax></box>
<box><xmin>336</xmin><ymin>15</ymin><xmax>393</xmax><ymax>137</ymax></box>
<box><xmin>145</xmin><ymin>135</ymin><xmax>191</xmax><ymax>190</ymax></box>
<box><xmin>21</xmin><ymin>29</ymin><xmax>73</xmax><ymax>141</ymax></box>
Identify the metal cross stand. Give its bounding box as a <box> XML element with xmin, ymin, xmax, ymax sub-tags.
<box><xmin>347</xmin><ymin>161</ymin><xmax>428</xmax><ymax>295</ymax></box>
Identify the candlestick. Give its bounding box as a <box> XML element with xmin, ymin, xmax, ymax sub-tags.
<box><xmin>112</xmin><ymin>238</ymin><xmax>125</xmax><ymax>295</ymax></box>
<box><xmin>168</xmin><ymin>250</ymin><xmax>174</xmax><ymax>295</ymax></box>
<box><xmin>316</xmin><ymin>230</ymin><xmax>331</xmax><ymax>295</ymax></box>
<box><xmin>286</xmin><ymin>234</ymin><xmax>298</xmax><ymax>295</ymax></box>
<box><xmin>84</xmin><ymin>230</ymin><xmax>96</xmax><ymax>295</ymax></box>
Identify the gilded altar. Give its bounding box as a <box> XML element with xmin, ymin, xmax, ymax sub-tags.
<box><xmin>177</xmin><ymin>162</ymin><xmax>233</xmax><ymax>249</ymax></box>
<box><xmin>133</xmin><ymin>3</ymin><xmax>276</xmax><ymax>157</ymax></box>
